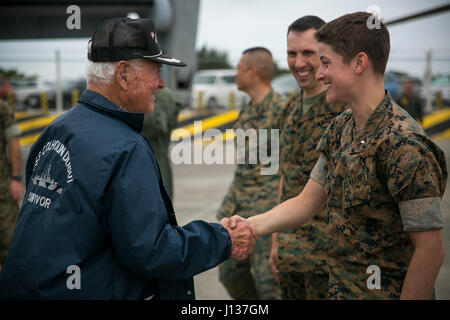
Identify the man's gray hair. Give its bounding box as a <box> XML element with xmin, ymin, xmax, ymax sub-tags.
<box><xmin>85</xmin><ymin>59</ymin><xmax>144</xmax><ymax>83</ymax></box>
<box><xmin>85</xmin><ymin>61</ymin><xmax>117</xmax><ymax>83</ymax></box>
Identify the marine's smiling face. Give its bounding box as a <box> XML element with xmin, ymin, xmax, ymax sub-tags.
<box><xmin>287</xmin><ymin>28</ymin><xmax>322</xmax><ymax>93</ymax></box>
<box><xmin>316</xmin><ymin>42</ymin><xmax>354</xmax><ymax>104</ymax></box>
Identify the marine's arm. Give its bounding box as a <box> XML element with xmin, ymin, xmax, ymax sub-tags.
<box><xmin>401</xmin><ymin>229</ymin><xmax>445</xmax><ymax>299</ymax></box>
<box><xmin>247</xmin><ymin>178</ymin><xmax>327</xmax><ymax>236</ymax></box>
<box><xmin>224</xmin><ymin>155</ymin><xmax>328</xmax><ymax>235</ymax></box>
<box><xmin>382</xmin><ymin>135</ymin><xmax>447</xmax><ymax>299</ymax></box>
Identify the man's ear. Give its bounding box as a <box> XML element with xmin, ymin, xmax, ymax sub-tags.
<box><xmin>249</xmin><ymin>66</ymin><xmax>258</xmax><ymax>79</ymax></box>
<box><xmin>115</xmin><ymin>60</ymin><xmax>129</xmax><ymax>89</ymax></box>
<box><xmin>353</xmin><ymin>52</ymin><xmax>368</xmax><ymax>75</ymax></box>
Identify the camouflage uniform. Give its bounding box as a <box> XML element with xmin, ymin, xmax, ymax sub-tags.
<box><xmin>310</xmin><ymin>92</ymin><xmax>447</xmax><ymax>299</ymax></box>
<box><xmin>0</xmin><ymin>100</ymin><xmax>21</xmax><ymax>264</ymax></box>
<box><xmin>217</xmin><ymin>89</ymin><xmax>287</xmax><ymax>300</ymax></box>
<box><xmin>141</xmin><ymin>88</ymin><xmax>180</xmax><ymax>199</ymax></box>
<box><xmin>277</xmin><ymin>90</ymin><xmax>346</xmax><ymax>299</ymax></box>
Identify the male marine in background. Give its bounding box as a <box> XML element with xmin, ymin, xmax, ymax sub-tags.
<box><xmin>216</xmin><ymin>47</ymin><xmax>286</xmax><ymax>300</ymax></box>
<box><xmin>0</xmin><ymin>17</ymin><xmax>256</xmax><ymax>299</ymax></box>
<box><xmin>269</xmin><ymin>16</ymin><xmax>346</xmax><ymax>300</ymax></box>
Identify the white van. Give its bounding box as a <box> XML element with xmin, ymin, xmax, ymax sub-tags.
<box><xmin>191</xmin><ymin>69</ymin><xmax>250</xmax><ymax>109</ymax></box>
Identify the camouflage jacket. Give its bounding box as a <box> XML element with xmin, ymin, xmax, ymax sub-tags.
<box><xmin>0</xmin><ymin>100</ymin><xmax>21</xmax><ymax>202</ymax></box>
<box><xmin>310</xmin><ymin>92</ymin><xmax>447</xmax><ymax>299</ymax></box>
<box><xmin>217</xmin><ymin>89</ymin><xmax>288</xmax><ymax>219</ymax></box>
<box><xmin>277</xmin><ymin>90</ymin><xmax>346</xmax><ymax>274</ymax></box>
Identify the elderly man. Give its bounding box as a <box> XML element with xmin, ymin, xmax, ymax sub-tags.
<box><xmin>0</xmin><ymin>17</ymin><xmax>255</xmax><ymax>300</ymax></box>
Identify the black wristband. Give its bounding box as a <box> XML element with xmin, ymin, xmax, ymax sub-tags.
<box><xmin>11</xmin><ymin>175</ymin><xmax>22</xmax><ymax>182</ymax></box>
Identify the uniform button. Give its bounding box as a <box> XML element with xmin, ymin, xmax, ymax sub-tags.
<box><xmin>187</xmin><ymin>290</ymin><xmax>192</xmax><ymax>295</ymax></box>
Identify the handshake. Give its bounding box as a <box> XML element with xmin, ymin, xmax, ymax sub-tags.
<box><xmin>220</xmin><ymin>216</ymin><xmax>257</xmax><ymax>260</ymax></box>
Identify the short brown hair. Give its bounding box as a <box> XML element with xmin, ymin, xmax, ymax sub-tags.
<box><xmin>315</xmin><ymin>12</ymin><xmax>390</xmax><ymax>75</ymax></box>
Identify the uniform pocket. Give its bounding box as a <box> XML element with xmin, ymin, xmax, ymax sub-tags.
<box><xmin>342</xmin><ymin>173</ymin><xmax>371</xmax><ymax>208</ymax></box>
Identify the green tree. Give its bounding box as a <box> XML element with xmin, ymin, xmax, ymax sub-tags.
<box><xmin>196</xmin><ymin>45</ymin><xmax>232</xmax><ymax>70</ymax></box>
<box><xmin>0</xmin><ymin>68</ymin><xmax>37</xmax><ymax>80</ymax></box>
<box><xmin>273</xmin><ymin>61</ymin><xmax>290</xmax><ymax>78</ymax></box>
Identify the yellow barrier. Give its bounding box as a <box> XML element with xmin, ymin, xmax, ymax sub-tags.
<box><xmin>40</xmin><ymin>92</ymin><xmax>48</xmax><ymax>114</ymax></box>
<box><xmin>229</xmin><ymin>91</ymin><xmax>235</xmax><ymax>109</ymax></box>
<box><xmin>71</xmin><ymin>89</ymin><xmax>80</xmax><ymax>107</ymax></box>
<box><xmin>197</xmin><ymin>90</ymin><xmax>204</xmax><ymax>109</ymax></box>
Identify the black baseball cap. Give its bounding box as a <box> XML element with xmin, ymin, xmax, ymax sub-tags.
<box><xmin>88</xmin><ymin>17</ymin><xmax>186</xmax><ymax>67</ymax></box>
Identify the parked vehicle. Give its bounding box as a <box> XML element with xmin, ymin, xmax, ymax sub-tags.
<box><xmin>9</xmin><ymin>79</ymin><xmax>53</xmax><ymax>109</ymax></box>
<box><xmin>191</xmin><ymin>69</ymin><xmax>249</xmax><ymax>109</ymax></box>
<box><xmin>271</xmin><ymin>73</ymin><xmax>300</xmax><ymax>96</ymax></box>
<box><xmin>10</xmin><ymin>78</ymin><xmax>86</xmax><ymax>110</ymax></box>
<box><xmin>42</xmin><ymin>79</ymin><xmax>87</xmax><ymax>109</ymax></box>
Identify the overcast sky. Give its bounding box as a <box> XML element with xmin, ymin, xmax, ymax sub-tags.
<box><xmin>0</xmin><ymin>0</ymin><xmax>449</xmax><ymax>81</ymax></box>
<box><xmin>196</xmin><ymin>0</ymin><xmax>450</xmax><ymax>76</ymax></box>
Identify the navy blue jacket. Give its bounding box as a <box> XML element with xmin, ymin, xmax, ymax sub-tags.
<box><xmin>0</xmin><ymin>90</ymin><xmax>231</xmax><ymax>299</ymax></box>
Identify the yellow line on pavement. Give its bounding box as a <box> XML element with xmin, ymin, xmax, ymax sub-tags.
<box><xmin>171</xmin><ymin>110</ymin><xmax>239</xmax><ymax>140</ymax></box>
<box><xmin>19</xmin><ymin>132</ymin><xmax>42</xmax><ymax>147</ymax></box>
<box><xmin>432</xmin><ymin>128</ymin><xmax>450</xmax><ymax>141</ymax></box>
<box><xmin>422</xmin><ymin>108</ymin><xmax>450</xmax><ymax>129</ymax></box>
<box><xmin>14</xmin><ymin>111</ymin><xmax>38</xmax><ymax>120</ymax></box>
<box><xmin>18</xmin><ymin>114</ymin><xmax>57</xmax><ymax>132</ymax></box>
<box><xmin>177</xmin><ymin>111</ymin><xmax>202</xmax><ymax>122</ymax></box>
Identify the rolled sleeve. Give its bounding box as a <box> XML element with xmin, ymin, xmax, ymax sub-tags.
<box><xmin>398</xmin><ymin>197</ymin><xmax>444</xmax><ymax>231</ymax></box>
<box><xmin>309</xmin><ymin>154</ymin><xmax>327</xmax><ymax>186</ymax></box>
<box><xmin>4</xmin><ymin>124</ymin><xmax>21</xmax><ymax>140</ymax></box>
<box><xmin>383</xmin><ymin>136</ymin><xmax>447</xmax><ymax>232</ymax></box>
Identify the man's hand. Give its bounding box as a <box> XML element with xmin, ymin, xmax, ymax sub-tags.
<box><xmin>9</xmin><ymin>179</ymin><xmax>23</xmax><ymax>202</ymax></box>
<box><xmin>220</xmin><ymin>217</ymin><xmax>257</xmax><ymax>260</ymax></box>
<box><xmin>269</xmin><ymin>232</ymin><xmax>279</xmax><ymax>282</ymax></box>
<box><xmin>222</xmin><ymin>215</ymin><xmax>249</xmax><ymax>230</ymax></box>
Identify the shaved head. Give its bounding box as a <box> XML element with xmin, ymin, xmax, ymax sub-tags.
<box><xmin>242</xmin><ymin>47</ymin><xmax>274</xmax><ymax>83</ymax></box>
